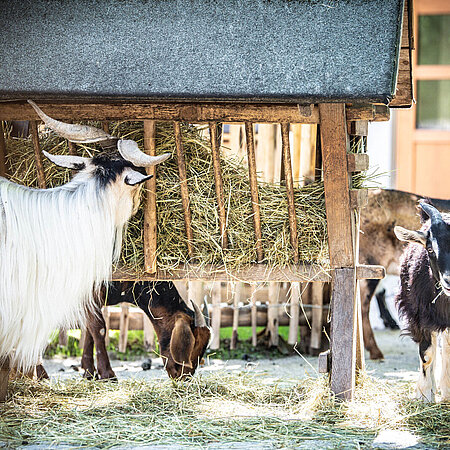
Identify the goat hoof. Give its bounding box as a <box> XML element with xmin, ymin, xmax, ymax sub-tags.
<box><xmin>369</xmin><ymin>350</ymin><xmax>384</xmax><ymax>360</ymax></box>
<box><xmin>82</xmin><ymin>370</ymin><xmax>97</xmax><ymax>380</ymax></box>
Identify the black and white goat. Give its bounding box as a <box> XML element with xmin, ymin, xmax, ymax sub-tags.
<box><xmin>0</xmin><ymin>101</ymin><xmax>170</xmax><ymax>373</ymax></box>
<box><xmin>394</xmin><ymin>202</ymin><xmax>450</xmax><ymax>402</ymax></box>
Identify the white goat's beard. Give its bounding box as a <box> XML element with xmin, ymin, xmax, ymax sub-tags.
<box><xmin>0</xmin><ymin>177</ymin><xmax>126</xmax><ymax>370</ymax></box>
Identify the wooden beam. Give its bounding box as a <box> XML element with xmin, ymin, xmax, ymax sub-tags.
<box><xmin>350</xmin><ymin>189</ymin><xmax>369</xmax><ymax>209</ymax></box>
<box><xmin>0</xmin><ymin>102</ymin><xmax>391</xmax><ymax>123</ymax></box>
<box><xmin>143</xmin><ymin>120</ymin><xmax>158</xmax><ymax>273</ymax></box>
<box><xmin>173</xmin><ymin>122</ymin><xmax>194</xmax><ymax>257</ymax></box>
<box><xmin>347</xmin><ymin>153</ymin><xmax>369</xmax><ymax>172</ymax></box>
<box><xmin>330</xmin><ymin>268</ymin><xmax>357</xmax><ymax>401</ymax></box>
<box><xmin>281</xmin><ymin>123</ymin><xmax>299</xmax><ymax>263</ymax></box>
<box><xmin>29</xmin><ymin>121</ymin><xmax>46</xmax><ymax>189</ymax></box>
<box><xmin>0</xmin><ymin>122</ymin><xmax>7</xmax><ymax>177</ymax></box>
<box><xmin>112</xmin><ymin>264</ymin><xmax>384</xmax><ymax>283</ymax></box>
<box><xmin>347</xmin><ymin>121</ymin><xmax>368</xmax><ymax>137</ymax></box>
<box><xmin>209</xmin><ymin>122</ymin><xmax>228</xmax><ymax>249</ymax></box>
<box><xmin>245</xmin><ymin>122</ymin><xmax>264</xmax><ymax>262</ymax></box>
<box><xmin>319</xmin><ymin>103</ymin><xmax>353</xmax><ymax>268</ymax></box>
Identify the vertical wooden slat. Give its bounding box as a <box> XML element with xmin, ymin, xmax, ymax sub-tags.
<box><xmin>188</xmin><ymin>281</ymin><xmax>204</xmax><ymax>307</ymax></box>
<box><xmin>281</xmin><ymin>123</ymin><xmax>299</xmax><ymax>264</ymax></box>
<box><xmin>102</xmin><ymin>121</ymin><xmax>110</xmax><ymax>134</ymax></box>
<box><xmin>309</xmin><ymin>282</ymin><xmax>324</xmax><ymax>355</ymax></box>
<box><xmin>144</xmin><ymin>120</ymin><xmax>158</xmax><ymax>273</ymax></box>
<box><xmin>0</xmin><ymin>357</ymin><xmax>10</xmax><ymax>402</ymax></box>
<box><xmin>288</xmin><ymin>282</ymin><xmax>300</xmax><ymax>345</ymax></box>
<box><xmin>210</xmin><ymin>282</ymin><xmax>221</xmax><ymax>350</ymax></box>
<box><xmin>291</xmin><ymin>124</ymin><xmax>302</xmax><ymax>184</ymax></box>
<box><xmin>79</xmin><ymin>328</ymin><xmax>87</xmax><ymax>350</ymax></box>
<box><xmin>245</xmin><ymin>122</ymin><xmax>264</xmax><ymax>262</ymax></box>
<box><xmin>118</xmin><ymin>303</ymin><xmax>130</xmax><ymax>353</ymax></box>
<box><xmin>102</xmin><ymin>306</ymin><xmax>111</xmax><ymax>347</ymax></box>
<box><xmin>0</xmin><ymin>122</ymin><xmax>7</xmax><ymax>177</ymax></box>
<box><xmin>58</xmin><ymin>329</ymin><xmax>68</xmax><ymax>346</ymax></box>
<box><xmin>29</xmin><ymin>121</ymin><xmax>46</xmax><ymax>189</ymax></box>
<box><xmin>230</xmin><ymin>282</ymin><xmax>241</xmax><ymax>350</ymax></box>
<box><xmin>209</xmin><ymin>122</ymin><xmax>229</xmax><ymax>249</ymax></box>
<box><xmin>143</xmin><ymin>315</ymin><xmax>155</xmax><ymax>352</ymax></box>
<box><xmin>251</xmin><ymin>284</ymin><xmax>258</xmax><ymax>347</ymax></box>
<box><xmin>267</xmin><ymin>282</ymin><xmax>280</xmax><ymax>347</ymax></box>
<box><xmin>173</xmin><ymin>121</ymin><xmax>194</xmax><ymax>257</ymax></box>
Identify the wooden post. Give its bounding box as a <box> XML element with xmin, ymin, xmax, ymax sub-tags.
<box><xmin>230</xmin><ymin>282</ymin><xmax>241</xmax><ymax>350</ymax></box>
<box><xmin>143</xmin><ymin>314</ymin><xmax>155</xmax><ymax>352</ymax></box>
<box><xmin>118</xmin><ymin>303</ymin><xmax>130</xmax><ymax>353</ymax></box>
<box><xmin>319</xmin><ymin>103</ymin><xmax>358</xmax><ymax>401</ymax></box>
<box><xmin>102</xmin><ymin>306</ymin><xmax>111</xmax><ymax>347</ymax></box>
<box><xmin>0</xmin><ymin>122</ymin><xmax>7</xmax><ymax>177</ymax></box>
<box><xmin>210</xmin><ymin>282</ymin><xmax>221</xmax><ymax>350</ymax></box>
<box><xmin>309</xmin><ymin>282</ymin><xmax>324</xmax><ymax>355</ymax></box>
<box><xmin>58</xmin><ymin>329</ymin><xmax>68</xmax><ymax>346</ymax></box>
<box><xmin>29</xmin><ymin>121</ymin><xmax>46</xmax><ymax>189</ymax></box>
<box><xmin>288</xmin><ymin>282</ymin><xmax>301</xmax><ymax>345</ymax></box>
<box><xmin>245</xmin><ymin>122</ymin><xmax>264</xmax><ymax>262</ymax></box>
<box><xmin>144</xmin><ymin>120</ymin><xmax>158</xmax><ymax>273</ymax></box>
<box><xmin>291</xmin><ymin>124</ymin><xmax>302</xmax><ymax>184</ymax></box>
<box><xmin>267</xmin><ymin>282</ymin><xmax>280</xmax><ymax>347</ymax></box>
<box><xmin>173</xmin><ymin>122</ymin><xmax>194</xmax><ymax>257</ymax></box>
<box><xmin>209</xmin><ymin>122</ymin><xmax>229</xmax><ymax>249</ymax></box>
<box><xmin>251</xmin><ymin>284</ymin><xmax>258</xmax><ymax>347</ymax></box>
<box><xmin>281</xmin><ymin>123</ymin><xmax>299</xmax><ymax>263</ymax></box>
<box><xmin>79</xmin><ymin>328</ymin><xmax>87</xmax><ymax>350</ymax></box>
<box><xmin>0</xmin><ymin>357</ymin><xmax>10</xmax><ymax>402</ymax></box>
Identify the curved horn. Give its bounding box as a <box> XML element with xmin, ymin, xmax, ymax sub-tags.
<box><xmin>191</xmin><ymin>300</ymin><xmax>207</xmax><ymax>328</ymax></box>
<box><xmin>419</xmin><ymin>202</ymin><xmax>442</xmax><ymax>224</ymax></box>
<box><xmin>28</xmin><ymin>100</ymin><xmax>114</xmax><ymax>143</ymax></box>
<box><xmin>43</xmin><ymin>150</ymin><xmax>90</xmax><ymax>170</ymax></box>
<box><xmin>117</xmin><ymin>140</ymin><xmax>171</xmax><ymax>167</ymax></box>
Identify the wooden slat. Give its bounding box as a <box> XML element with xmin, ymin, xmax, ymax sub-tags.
<box><xmin>112</xmin><ymin>264</ymin><xmax>385</xmax><ymax>282</ymax></box>
<box><xmin>251</xmin><ymin>284</ymin><xmax>258</xmax><ymax>347</ymax></box>
<box><xmin>319</xmin><ymin>103</ymin><xmax>353</xmax><ymax>268</ymax></box>
<box><xmin>58</xmin><ymin>329</ymin><xmax>68</xmax><ymax>346</ymax></box>
<box><xmin>309</xmin><ymin>282</ymin><xmax>324</xmax><ymax>354</ymax></box>
<box><xmin>347</xmin><ymin>153</ymin><xmax>369</xmax><ymax>172</ymax></box>
<box><xmin>210</xmin><ymin>282</ymin><xmax>221</xmax><ymax>350</ymax></box>
<box><xmin>347</xmin><ymin>121</ymin><xmax>368</xmax><ymax>137</ymax></box>
<box><xmin>230</xmin><ymin>282</ymin><xmax>241</xmax><ymax>350</ymax></box>
<box><xmin>281</xmin><ymin>123</ymin><xmax>299</xmax><ymax>263</ymax></box>
<box><xmin>209</xmin><ymin>122</ymin><xmax>228</xmax><ymax>249</ymax></box>
<box><xmin>0</xmin><ymin>102</ymin><xmax>391</xmax><ymax>123</ymax></box>
<box><xmin>143</xmin><ymin>315</ymin><xmax>155</xmax><ymax>352</ymax></box>
<box><xmin>79</xmin><ymin>328</ymin><xmax>87</xmax><ymax>350</ymax></box>
<box><xmin>29</xmin><ymin>121</ymin><xmax>46</xmax><ymax>189</ymax></box>
<box><xmin>118</xmin><ymin>303</ymin><xmax>130</xmax><ymax>353</ymax></box>
<box><xmin>350</xmin><ymin>189</ymin><xmax>369</xmax><ymax>209</ymax></box>
<box><xmin>330</xmin><ymin>268</ymin><xmax>357</xmax><ymax>401</ymax></box>
<box><xmin>267</xmin><ymin>282</ymin><xmax>280</xmax><ymax>347</ymax></box>
<box><xmin>173</xmin><ymin>121</ymin><xmax>194</xmax><ymax>257</ymax></box>
<box><xmin>318</xmin><ymin>350</ymin><xmax>330</xmax><ymax>374</ymax></box>
<box><xmin>188</xmin><ymin>280</ymin><xmax>204</xmax><ymax>307</ymax></box>
<box><xmin>102</xmin><ymin>306</ymin><xmax>111</xmax><ymax>347</ymax></box>
<box><xmin>0</xmin><ymin>122</ymin><xmax>7</xmax><ymax>177</ymax></box>
<box><xmin>0</xmin><ymin>357</ymin><xmax>10</xmax><ymax>402</ymax></box>
<box><xmin>288</xmin><ymin>282</ymin><xmax>300</xmax><ymax>345</ymax></box>
<box><xmin>245</xmin><ymin>122</ymin><xmax>264</xmax><ymax>262</ymax></box>
<box><xmin>143</xmin><ymin>120</ymin><xmax>158</xmax><ymax>273</ymax></box>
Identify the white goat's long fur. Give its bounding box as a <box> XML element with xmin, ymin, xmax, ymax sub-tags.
<box><xmin>0</xmin><ymin>170</ymin><xmax>134</xmax><ymax>370</ymax></box>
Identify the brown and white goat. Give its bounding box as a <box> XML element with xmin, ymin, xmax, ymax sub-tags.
<box><xmin>82</xmin><ymin>281</ymin><xmax>211</xmax><ymax>380</ymax></box>
<box><xmin>394</xmin><ymin>201</ymin><xmax>450</xmax><ymax>402</ymax></box>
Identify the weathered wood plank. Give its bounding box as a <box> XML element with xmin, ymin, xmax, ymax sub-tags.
<box><xmin>331</xmin><ymin>268</ymin><xmax>357</xmax><ymax>401</ymax></box>
<box><xmin>245</xmin><ymin>122</ymin><xmax>264</xmax><ymax>262</ymax></box>
<box><xmin>310</xmin><ymin>282</ymin><xmax>324</xmax><ymax>354</ymax></box>
<box><xmin>0</xmin><ymin>102</ymin><xmax>391</xmax><ymax>123</ymax></box>
<box><xmin>209</xmin><ymin>122</ymin><xmax>228</xmax><ymax>249</ymax></box>
<box><xmin>350</xmin><ymin>189</ymin><xmax>369</xmax><ymax>209</ymax></box>
<box><xmin>319</xmin><ymin>103</ymin><xmax>353</xmax><ymax>268</ymax></box>
<box><xmin>118</xmin><ymin>304</ymin><xmax>130</xmax><ymax>353</ymax></box>
<box><xmin>347</xmin><ymin>121</ymin><xmax>368</xmax><ymax>137</ymax></box>
<box><xmin>281</xmin><ymin>123</ymin><xmax>299</xmax><ymax>263</ymax></box>
<box><xmin>267</xmin><ymin>283</ymin><xmax>280</xmax><ymax>347</ymax></box>
<box><xmin>210</xmin><ymin>283</ymin><xmax>221</xmax><ymax>350</ymax></box>
<box><xmin>143</xmin><ymin>315</ymin><xmax>155</xmax><ymax>352</ymax></box>
<box><xmin>318</xmin><ymin>350</ymin><xmax>330</xmax><ymax>374</ymax></box>
<box><xmin>230</xmin><ymin>282</ymin><xmax>241</xmax><ymax>350</ymax></box>
<box><xmin>173</xmin><ymin>121</ymin><xmax>194</xmax><ymax>257</ymax></box>
<box><xmin>251</xmin><ymin>284</ymin><xmax>258</xmax><ymax>347</ymax></box>
<box><xmin>288</xmin><ymin>282</ymin><xmax>301</xmax><ymax>345</ymax></box>
<box><xmin>29</xmin><ymin>121</ymin><xmax>46</xmax><ymax>189</ymax></box>
<box><xmin>112</xmin><ymin>264</ymin><xmax>384</xmax><ymax>282</ymax></box>
<box><xmin>347</xmin><ymin>153</ymin><xmax>369</xmax><ymax>172</ymax></box>
<box><xmin>143</xmin><ymin>120</ymin><xmax>158</xmax><ymax>273</ymax></box>
<box><xmin>0</xmin><ymin>357</ymin><xmax>10</xmax><ymax>402</ymax></box>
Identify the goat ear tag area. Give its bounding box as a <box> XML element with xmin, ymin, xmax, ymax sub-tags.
<box><xmin>124</xmin><ymin>171</ymin><xmax>153</xmax><ymax>186</ymax></box>
<box><xmin>394</xmin><ymin>226</ymin><xmax>427</xmax><ymax>245</ymax></box>
<box><xmin>170</xmin><ymin>318</ymin><xmax>195</xmax><ymax>368</ymax></box>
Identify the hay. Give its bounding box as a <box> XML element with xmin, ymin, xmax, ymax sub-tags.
<box><xmin>3</xmin><ymin>121</ymin><xmax>371</xmax><ymax>276</ymax></box>
<box><xmin>0</xmin><ymin>373</ymin><xmax>447</xmax><ymax>448</ymax></box>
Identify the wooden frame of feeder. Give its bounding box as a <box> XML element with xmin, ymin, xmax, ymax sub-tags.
<box><xmin>0</xmin><ymin>100</ymin><xmax>387</xmax><ymax>401</ymax></box>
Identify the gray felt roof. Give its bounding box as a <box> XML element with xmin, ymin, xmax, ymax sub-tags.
<box><xmin>0</xmin><ymin>0</ymin><xmax>404</xmax><ymax>104</ymax></box>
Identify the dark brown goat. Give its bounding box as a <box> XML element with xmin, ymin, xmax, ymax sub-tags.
<box><xmin>359</xmin><ymin>189</ymin><xmax>450</xmax><ymax>359</ymax></box>
<box><xmin>81</xmin><ymin>281</ymin><xmax>210</xmax><ymax>380</ymax></box>
<box><xmin>394</xmin><ymin>202</ymin><xmax>450</xmax><ymax>402</ymax></box>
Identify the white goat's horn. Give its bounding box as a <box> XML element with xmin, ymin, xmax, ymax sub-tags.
<box><xmin>42</xmin><ymin>150</ymin><xmax>90</xmax><ymax>170</ymax></box>
<box><xmin>117</xmin><ymin>139</ymin><xmax>171</xmax><ymax>167</ymax></box>
<box><xmin>191</xmin><ymin>300</ymin><xmax>207</xmax><ymax>328</ymax></box>
<box><xmin>28</xmin><ymin>100</ymin><xmax>114</xmax><ymax>143</ymax></box>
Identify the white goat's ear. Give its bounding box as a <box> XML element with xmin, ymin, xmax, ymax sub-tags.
<box><xmin>124</xmin><ymin>170</ymin><xmax>153</xmax><ymax>186</ymax></box>
<box><xmin>43</xmin><ymin>151</ymin><xmax>90</xmax><ymax>170</ymax></box>
<box><xmin>394</xmin><ymin>226</ymin><xmax>427</xmax><ymax>245</ymax></box>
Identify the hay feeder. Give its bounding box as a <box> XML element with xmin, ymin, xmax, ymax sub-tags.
<box><xmin>0</xmin><ymin>0</ymin><xmax>413</xmax><ymax>401</ymax></box>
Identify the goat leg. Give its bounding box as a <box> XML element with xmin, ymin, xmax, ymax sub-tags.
<box><xmin>361</xmin><ymin>279</ymin><xmax>384</xmax><ymax>360</ymax></box>
<box><xmin>81</xmin><ymin>325</ymin><xmax>97</xmax><ymax>380</ymax></box>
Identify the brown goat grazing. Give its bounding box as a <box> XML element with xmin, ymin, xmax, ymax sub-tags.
<box><xmin>81</xmin><ymin>282</ymin><xmax>211</xmax><ymax>380</ymax></box>
<box><xmin>394</xmin><ymin>202</ymin><xmax>450</xmax><ymax>402</ymax></box>
<box><xmin>359</xmin><ymin>189</ymin><xmax>450</xmax><ymax>360</ymax></box>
